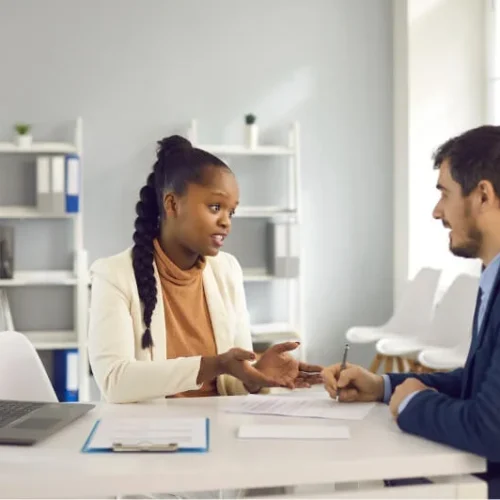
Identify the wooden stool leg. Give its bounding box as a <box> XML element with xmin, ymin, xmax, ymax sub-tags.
<box><xmin>415</xmin><ymin>362</ymin><xmax>425</xmax><ymax>373</ymax></box>
<box><xmin>396</xmin><ymin>356</ymin><xmax>405</xmax><ymax>373</ymax></box>
<box><xmin>384</xmin><ymin>356</ymin><xmax>393</xmax><ymax>373</ymax></box>
<box><xmin>407</xmin><ymin>359</ymin><xmax>418</xmax><ymax>372</ymax></box>
<box><xmin>369</xmin><ymin>353</ymin><xmax>383</xmax><ymax>373</ymax></box>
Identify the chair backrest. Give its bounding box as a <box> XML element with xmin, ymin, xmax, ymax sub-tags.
<box><xmin>421</xmin><ymin>274</ymin><xmax>479</xmax><ymax>348</ymax></box>
<box><xmin>385</xmin><ymin>267</ymin><xmax>441</xmax><ymax>335</ymax></box>
<box><xmin>0</xmin><ymin>331</ymin><xmax>57</xmax><ymax>402</ymax></box>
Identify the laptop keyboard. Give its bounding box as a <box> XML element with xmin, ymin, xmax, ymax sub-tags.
<box><xmin>0</xmin><ymin>400</ymin><xmax>46</xmax><ymax>428</ymax></box>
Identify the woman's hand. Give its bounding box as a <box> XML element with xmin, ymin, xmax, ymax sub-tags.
<box><xmin>254</xmin><ymin>342</ymin><xmax>324</xmax><ymax>390</ymax></box>
<box><xmin>198</xmin><ymin>348</ymin><xmax>280</xmax><ymax>389</ymax></box>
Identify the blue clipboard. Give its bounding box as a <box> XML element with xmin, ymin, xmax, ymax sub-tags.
<box><xmin>81</xmin><ymin>418</ymin><xmax>210</xmax><ymax>453</ymax></box>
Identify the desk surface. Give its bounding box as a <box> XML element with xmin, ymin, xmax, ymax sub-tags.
<box><xmin>0</xmin><ymin>394</ymin><xmax>487</xmax><ymax>498</ymax></box>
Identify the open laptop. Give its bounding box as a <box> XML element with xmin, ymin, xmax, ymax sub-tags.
<box><xmin>0</xmin><ymin>399</ymin><xmax>94</xmax><ymax>445</ymax></box>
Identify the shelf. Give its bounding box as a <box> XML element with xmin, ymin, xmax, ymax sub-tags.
<box><xmin>0</xmin><ymin>142</ymin><xmax>77</xmax><ymax>154</ymax></box>
<box><xmin>243</xmin><ymin>268</ymin><xmax>296</xmax><ymax>281</ymax></box>
<box><xmin>235</xmin><ymin>206</ymin><xmax>297</xmax><ymax>218</ymax></box>
<box><xmin>23</xmin><ymin>330</ymin><xmax>78</xmax><ymax>350</ymax></box>
<box><xmin>0</xmin><ymin>206</ymin><xmax>75</xmax><ymax>219</ymax></box>
<box><xmin>0</xmin><ymin>271</ymin><xmax>78</xmax><ymax>287</ymax></box>
<box><xmin>251</xmin><ymin>322</ymin><xmax>301</xmax><ymax>343</ymax></box>
<box><xmin>243</xmin><ymin>268</ymin><xmax>274</xmax><ymax>282</ymax></box>
<box><xmin>195</xmin><ymin>144</ymin><xmax>293</xmax><ymax>156</ymax></box>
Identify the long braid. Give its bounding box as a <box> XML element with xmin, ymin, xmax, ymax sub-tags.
<box><xmin>132</xmin><ymin>169</ymin><xmax>159</xmax><ymax>350</ymax></box>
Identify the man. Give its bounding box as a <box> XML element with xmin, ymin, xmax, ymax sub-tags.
<box><xmin>322</xmin><ymin>125</ymin><xmax>500</xmax><ymax>498</ymax></box>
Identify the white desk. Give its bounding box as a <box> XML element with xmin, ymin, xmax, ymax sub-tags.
<box><xmin>0</xmin><ymin>396</ymin><xmax>487</xmax><ymax>499</ymax></box>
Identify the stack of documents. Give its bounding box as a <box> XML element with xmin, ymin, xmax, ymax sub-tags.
<box><xmin>82</xmin><ymin>417</ymin><xmax>209</xmax><ymax>453</ymax></box>
<box><xmin>224</xmin><ymin>394</ymin><xmax>375</xmax><ymax>420</ymax></box>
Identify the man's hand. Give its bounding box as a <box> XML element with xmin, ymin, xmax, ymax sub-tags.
<box><xmin>322</xmin><ymin>363</ymin><xmax>384</xmax><ymax>402</ymax></box>
<box><xmin>389</xmin><ymin>378</ymin><xmax>431</xmax><ymax>418</ymax></box>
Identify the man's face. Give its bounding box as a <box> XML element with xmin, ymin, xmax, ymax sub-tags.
<box><xmin>432</xmin><ymin>160</ymin><xmax>482</xmax><ymax>259</ymax></box>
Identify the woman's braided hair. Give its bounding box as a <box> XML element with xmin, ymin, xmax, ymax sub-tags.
<box><xmin>132</xmin><ymin>135</ymin><xmax>227</xmax><ymax>349</ymax></box>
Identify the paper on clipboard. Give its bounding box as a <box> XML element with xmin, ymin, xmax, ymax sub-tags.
<box><xmin>83</xmin><ymin>417</ymin><xmax>209</xmax><ymax>452</ymax></box>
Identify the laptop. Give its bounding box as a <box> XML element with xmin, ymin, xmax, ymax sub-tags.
<box><xmin>0</xmin><ymin>399</ymin><xmax>94</xmax><ymax>445</ymax></box>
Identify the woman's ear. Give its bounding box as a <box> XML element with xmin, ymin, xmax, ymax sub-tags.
<box><xmin>163</xmin><ymin>192</ymin><xmax>178</xmax><ymax>218</ymax></box>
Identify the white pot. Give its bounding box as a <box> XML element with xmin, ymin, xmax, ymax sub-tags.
<box><xmin>245</xmin><ymin>124</ymin><xmax>258</xmax><ymax>149</ymax></box>
<box><xmin>16</xmin><ymin>134</ymin><xmax>32</xmax><ymax>148</ymax></box>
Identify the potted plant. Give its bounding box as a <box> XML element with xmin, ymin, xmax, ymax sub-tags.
<box><xmin>244</xmin><ymin>113</ymin><xmax>258</xmax><ymax>149</ymax></box>
<box><xmin>14</xmin><ymin>123</ymin><xmax>32</xmax><ymax>148</ymax></box>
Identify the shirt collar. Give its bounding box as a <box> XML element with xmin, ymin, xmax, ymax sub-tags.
<box><xmin>480</xmin><ymin>252</ymin><xmax>500</xmax><ymax>297</ymax></box>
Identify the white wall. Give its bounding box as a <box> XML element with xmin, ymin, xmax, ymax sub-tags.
<box><xmin>0</xmin><ymin>0</ymin><xmax>393</xmax><ymax>367</ymax></box>
<box><xmin>394</xmin><ymin>0</ymin><xmax>486</xmax><ymax>300</ymax></box>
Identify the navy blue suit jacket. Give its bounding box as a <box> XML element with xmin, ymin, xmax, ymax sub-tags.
<box><xmin>388</xmin><ymin>266</ymin><xmax>500</xmax><ymax>498</ymax></box>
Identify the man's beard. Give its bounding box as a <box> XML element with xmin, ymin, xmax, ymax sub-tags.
<box><xmin>447</xmin><ymin>207</ymin><xmax>482</xmax><ymax>259</ymax></box>
<box><xmin>450</xmin><ymin>233</ymin><xmax>481</xmax><ymax>258</ymax></box>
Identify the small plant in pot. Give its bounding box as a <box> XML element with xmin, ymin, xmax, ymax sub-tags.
<box><xmin>244</xmin><ymin>114</ymin><xmax>258</xmax><ymax>149</ymax></box>
<box><xmin>14</xmin><ymin>123</ymin><xmax>32</xmax><ymax>148</ymax></box>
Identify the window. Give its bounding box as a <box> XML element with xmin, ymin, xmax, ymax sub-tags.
<box><xmin>488</xmin><ymin>0</ymin><xmax>500</xmax><ymax>123</ymax></box>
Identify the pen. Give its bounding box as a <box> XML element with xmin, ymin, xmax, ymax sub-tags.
<box><xmin>336</xmin><ymin>343</ymin><xmax>350</xmax><ymax>402</ymax></box>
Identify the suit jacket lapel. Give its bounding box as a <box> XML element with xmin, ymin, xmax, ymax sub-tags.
<box><xmin>462</xmin><ymin>289</ymin><xmax>482</xmax><ymax>397</ymax></box>
<box><xmin>202</xmin><ymin>262</ymin><xmax>232</xmax><ymax>355</ymax></box>
<box><xmin>462</xmin><ymin>265</ymin><xmax>500</xmax><ymax>397</ymax></box>
<box><xmin>475</xmin><ymin>266</ymin><xmax>500</xmax><ymax>349</ymax></box>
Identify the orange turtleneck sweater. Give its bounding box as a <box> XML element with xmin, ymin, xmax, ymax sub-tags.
<box><xmin>153</xmin><ymin>238</ymin><xmax>219</xmax><ymax>397</ymax></box>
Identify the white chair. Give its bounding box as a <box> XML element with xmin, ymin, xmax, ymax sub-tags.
<box><xmin>0</xmin><ymin>331</ymin><xmax>57</xmax><ymax>402</ymax></box>
<box><xmin>345</xmin><ymin>267</ymin><xmax>441</xmax><ymax>372</ymax></box>
<box><xmin>417</xmin><ymin>333</ymin><xmax>471</xmax><ymax>371</ymax></box>
<box><xmin>375</xmin><ymin>274</ymin><xmax>479</xmax><ymax>369</ymax></box>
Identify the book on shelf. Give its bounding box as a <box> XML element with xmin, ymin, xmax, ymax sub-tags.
<box><xmin>267</xmin><ymin>220</ymin><xmax>300</xmax><ymax>278</ymax></box>
<box><xmin>54</xmin><ymin>349</ymin><xmax>79</xmax><ymax>401</ymax></box>
<box><xmin>0</xmin><ymin>290</ymin><xmax>15</xmax><ymax>331</ymax></box>
<box><xmin>0</xmin><ymin>225</ymin><xmax>14</xmax><ymax>279</ymax></box>
<box><xmin>36</xmin><ymin>154</ymin><xmax>80</xmax><ymax>214</ymax></box>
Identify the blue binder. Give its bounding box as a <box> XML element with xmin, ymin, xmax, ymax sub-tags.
<box><xmin>81</xmin><ymin>418</ymin><xmax>210</xmax><ymax>454</ymax></box>
<box><xmin>64</xmin><ymin>154</ymin><xmax>80</xmax><ymax>213</ymax></box>
<box><xmin>54</xmin><ymin>349</ymin><xmax>78</xmax><ymax>402</ymax></box>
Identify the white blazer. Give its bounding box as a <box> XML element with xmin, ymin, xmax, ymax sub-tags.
<box><xmin>88</xmin><ymin>247</ymin><xmax>253</xmax><ymax>403</ymax></box>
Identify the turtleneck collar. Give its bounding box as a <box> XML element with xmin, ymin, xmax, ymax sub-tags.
<box><xmin>153</xmin><ymin>238</ymin><xmax>205</xmax><ymax>286</ymax></box>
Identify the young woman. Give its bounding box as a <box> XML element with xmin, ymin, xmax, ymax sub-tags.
<box><xmin>88</xmin><ymin>135</ymin><xmax>322</xmax><ymax>403</ymax></box>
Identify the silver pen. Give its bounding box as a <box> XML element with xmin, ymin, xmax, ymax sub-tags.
<box><xmin>335</xmin><ymin>343</ymin><xmax>350</xmax><ymax>402</ymax></box>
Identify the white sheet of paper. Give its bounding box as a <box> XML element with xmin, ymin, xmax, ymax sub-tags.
<box><xmin>88</xmin><ymin>417</ymin><xmax>207</xmax><ymax>449</ymax></box>
<box><xmin>224</xmin><ymin>395</ymin><xmax>375</xmax><ymax>420</ymax></box>
<box><xmin>238</xmin><ymin>424</ymin><xmax>350</xmax><ymax>440</ymax></box>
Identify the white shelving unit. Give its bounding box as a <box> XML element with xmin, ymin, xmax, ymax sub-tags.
<box><xmin>0</xmin><ymin>118</ymin><xmax>89</xmax><ymax>401</ymax></box>
<box><xmin>0</xmin><ymin>271</ymin><xmax>78</xmax><ymax>287</ymax></box>
<box><xmin>188</xmin><ymin>119</ymin><xmax>305</xmax><ymax>359</ymax></box>
<box><xmin>0</xmin><ymin>207</ymin><xmax>76</xmax><ymax>219</ymax></box>
<box><xmin>24</xmin><ymin>330</ymin><xmax>78</xmax><ymax>350</ymax></box>
<box><xmin>234</xmin><ymin>206</ymin><xmax>297</xmax><ymax>218</ymax></box>
<box><xmin>0</xmin><ymin>142</ymin><xmax>77</xmax><ymax>154</ymax></box>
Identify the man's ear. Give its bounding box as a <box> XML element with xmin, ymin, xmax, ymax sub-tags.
<box><xmin>477</xmin><ymin>180</ymin><xmax>496</xmax><ymax>209</ymax></box>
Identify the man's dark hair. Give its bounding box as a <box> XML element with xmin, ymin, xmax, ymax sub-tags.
<box><xmin>433</xmin><ymin>125</ymin><xmax>500</xmax><ymax>197</ymax></box>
